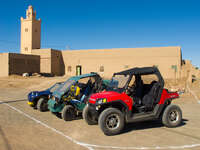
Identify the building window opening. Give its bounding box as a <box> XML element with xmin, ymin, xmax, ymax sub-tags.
<box><xmin>67</xmin><ymin>66</ymin><xmax>72</xmax><ymax>72</ymax></box>
<box><xmin>25</xmin><ymin>47</ymin><xmax>28</xmax><ymax>51</ymax></box>
<box><xmin>76</xmin><ymin>65</ymin><xmax>82</xmax><ymax>76</ymax></box>
<box><xmin>25</xmin><ymin>28</ymin><xmax>28</xmax><ymax>32</ymax></box>
<box><xmin>100</xmin><ymin>66</ymin><xmax>104</xmax><ymax>72</ymax></box>
<box><xmin>124</xmin><ymin>65</ymin><xmax>129</xmax><ymax>69</ymax></box>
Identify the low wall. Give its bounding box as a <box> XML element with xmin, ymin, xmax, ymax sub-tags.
<box><xmin>8</xmin><ymin>53</ymin><xmax>40</xmax><ymax>75</ymax></box>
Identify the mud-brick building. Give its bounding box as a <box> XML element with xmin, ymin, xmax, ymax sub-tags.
<box><xmin>0</xmin><ymin>5</ymin><xmax>199</xmax><ymax>81</ymax></box>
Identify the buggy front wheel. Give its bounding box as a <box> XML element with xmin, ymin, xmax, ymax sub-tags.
<box><xmin>37</xmin><ymin>97</ymin><xmax>49</xmax><ymax>112</ymax></box>
<box><xmin>98</xmin><ymin>108</ymin><xmax>124</xmax><ymax>136</ymax></box>
<box><xmin>62</xmin><ymin>105</ymin><xmax>76</xmax><ymax>121</ymax></box>
<box><xmin>83</xmin><ymin>104</ymin><xmax>97</xmax><ymax>125</ymax></box>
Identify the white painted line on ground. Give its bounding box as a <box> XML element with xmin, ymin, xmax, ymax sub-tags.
<box><xmin>1</xmin><ymin>100</ymin><xmax>200</xmax><ymax>150</ymax></box>
<box><xmin>0</xmin><ymin>100</ymin><xmax>93</xmax><ymax>150</ymax></box>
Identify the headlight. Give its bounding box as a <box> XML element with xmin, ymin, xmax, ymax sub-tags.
<box><xmin>97</xmin><ymin>98</ymin><xmax>107</xmax><ymax>104</ymax></box>
<box><xmin>48</xmin><ymin>94</ymin><xmax>52</xmax><ymax>99</ymax></box>
<box><xmin>52</xmin><ymin>96</ymin><xmax>59</xmax><ymax>102</ymax></box>
<box><xmin>30</xmin><ymin>92</ymin><xmax>34</xmax><ymax>97</ymax></box>
<box><xmin>52</xmin><ymin>96</ymin><xmax>56</xmax><ymax>101</ymax></box>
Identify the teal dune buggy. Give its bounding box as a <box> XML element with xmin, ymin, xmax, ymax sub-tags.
<box><xmin>48</xmin><ymin>73</ymin><xmax>114</xmax><ymax>121</ymax></box>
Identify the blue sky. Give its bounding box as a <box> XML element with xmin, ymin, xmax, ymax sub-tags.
<box><xmin>0</xmin><ymin>0</ymin><xmax>200</xmax><ymax>67</ymax></box>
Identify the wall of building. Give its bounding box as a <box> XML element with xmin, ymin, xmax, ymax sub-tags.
<box><xmin>8</xmin><ymin>53</ymin><xmax>40</xmax><ymax>75</ymax></box>
<box><xmin>51</xmin><ymin>49</ymin><xmax>65</xmax><ymax>76</ymax></box>
<box><xmin>32</xmin><ymin>49</ymin><xmax>51</xmax><ymax>74</ymax></box>
<box><xmin>32</xmin><ymin>49</ymin><xmax>64</xmax><ymax>76</ymax></box>
<box><xmin>0</xmin><ymin>53</ymin><xmax>9</xmax><ymax>77</ymax></box>
<box><xmin>61</xmin><ymin>47</ymin><xmax>182</xmax><ymax>79</ymax></box>
<box><xmin>181</xmin><ymin>60</ymin><xmax>200</xmax><ymax>83</ymax></box>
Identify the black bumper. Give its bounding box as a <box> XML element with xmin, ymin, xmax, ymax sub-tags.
<box><xmin>88</xmin><ymin>103</ymin><xmax>99</xmax><ymax>119</ymax></box>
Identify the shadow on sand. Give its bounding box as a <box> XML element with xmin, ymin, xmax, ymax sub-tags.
<box><xmin>0</xmin><ymin>99</ymin><xmax>27</xmax><ymax>104</ymax></box>
<box><xmin>120</xmin><ymin>118</ymin><xmax>188</xmax><ymax>135</ymax></box>
<box><xmin>52</xmin><ymin>112</ymin><xmax>83</xmax><ymax>121</ymax></box>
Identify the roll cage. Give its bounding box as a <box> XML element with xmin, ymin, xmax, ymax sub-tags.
<box><xmin>112</xmin><ymin>67</ymin><xmax>164</xmax><ymax>92</ymax></box>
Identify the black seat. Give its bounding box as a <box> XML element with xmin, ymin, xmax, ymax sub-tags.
<box><xmin>129</xmin><ymin>79</ymin><xmax>144</xmax><ymax>106</ymax></box>
<box><xmin>142</xmin><ymin>82</ymin><xmax>160</xmax><ymax>108</ymax></box>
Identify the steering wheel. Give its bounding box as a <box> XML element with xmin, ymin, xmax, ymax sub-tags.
<box><xmin>126</xmin><ymin>84</ymin><xmax>136</xmax><ymax>96</ymax></box>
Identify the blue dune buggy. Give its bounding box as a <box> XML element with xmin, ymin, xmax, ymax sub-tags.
<box><xmin>28</xmin><ymin>82</ymin><xmax>63</xmax><ymax>111</ymax></box>
<box><xmin>48</xmin><ymin>73</ymin><xmax>115</xmax><ymax>121</ymax></box>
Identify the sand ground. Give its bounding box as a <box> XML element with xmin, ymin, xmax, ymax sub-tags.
<box><xmin>0</xmin><ymin>76</ymin><xmax>200</xmax><ymax>150</ymax></box>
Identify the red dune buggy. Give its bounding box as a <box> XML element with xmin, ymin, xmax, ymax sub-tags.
<box><xmin>83</xmin><ymin>67</ymin><xmax>182</xmax><ymax>136</ymax></box>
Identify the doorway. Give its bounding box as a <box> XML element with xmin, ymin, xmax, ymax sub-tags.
<box><xmin>76</xmin><ymin>65</ymin><xmax>82</xmax><ymax>76</ymax></box>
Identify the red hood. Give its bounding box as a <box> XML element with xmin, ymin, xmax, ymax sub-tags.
<box><xmin>89</xmin><ymin>91</ymin><xmax>132</xmax><ymax>106</ymax></box>
<box><xmin>91</xmin><ymin>91</ymin><xmax>121</xmax><ymax>98</ymax></box>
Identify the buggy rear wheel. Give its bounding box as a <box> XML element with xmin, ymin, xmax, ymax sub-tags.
<box><xmin>83</xmin><ymin>104</ymin><xmax>97</xmax><ymax>125</ymax></box>
<box><xmin>98</xmin><ymin>108</ymin><xmax>124</xmax><ymax>136</ymax></box>
<box><xmin>37</xmin><ymin>97</ymin><xmax>49</xmax><ymax>112</ymax></box>
<box><xmin>62</xmin><ymin>105</ymin><xmax>76</xmax><ymax>121</ymax></box>
<box><xmin>162</xmin><ymin>104</ymin><xmax>182</xmax><ymax>128</ymax></box>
